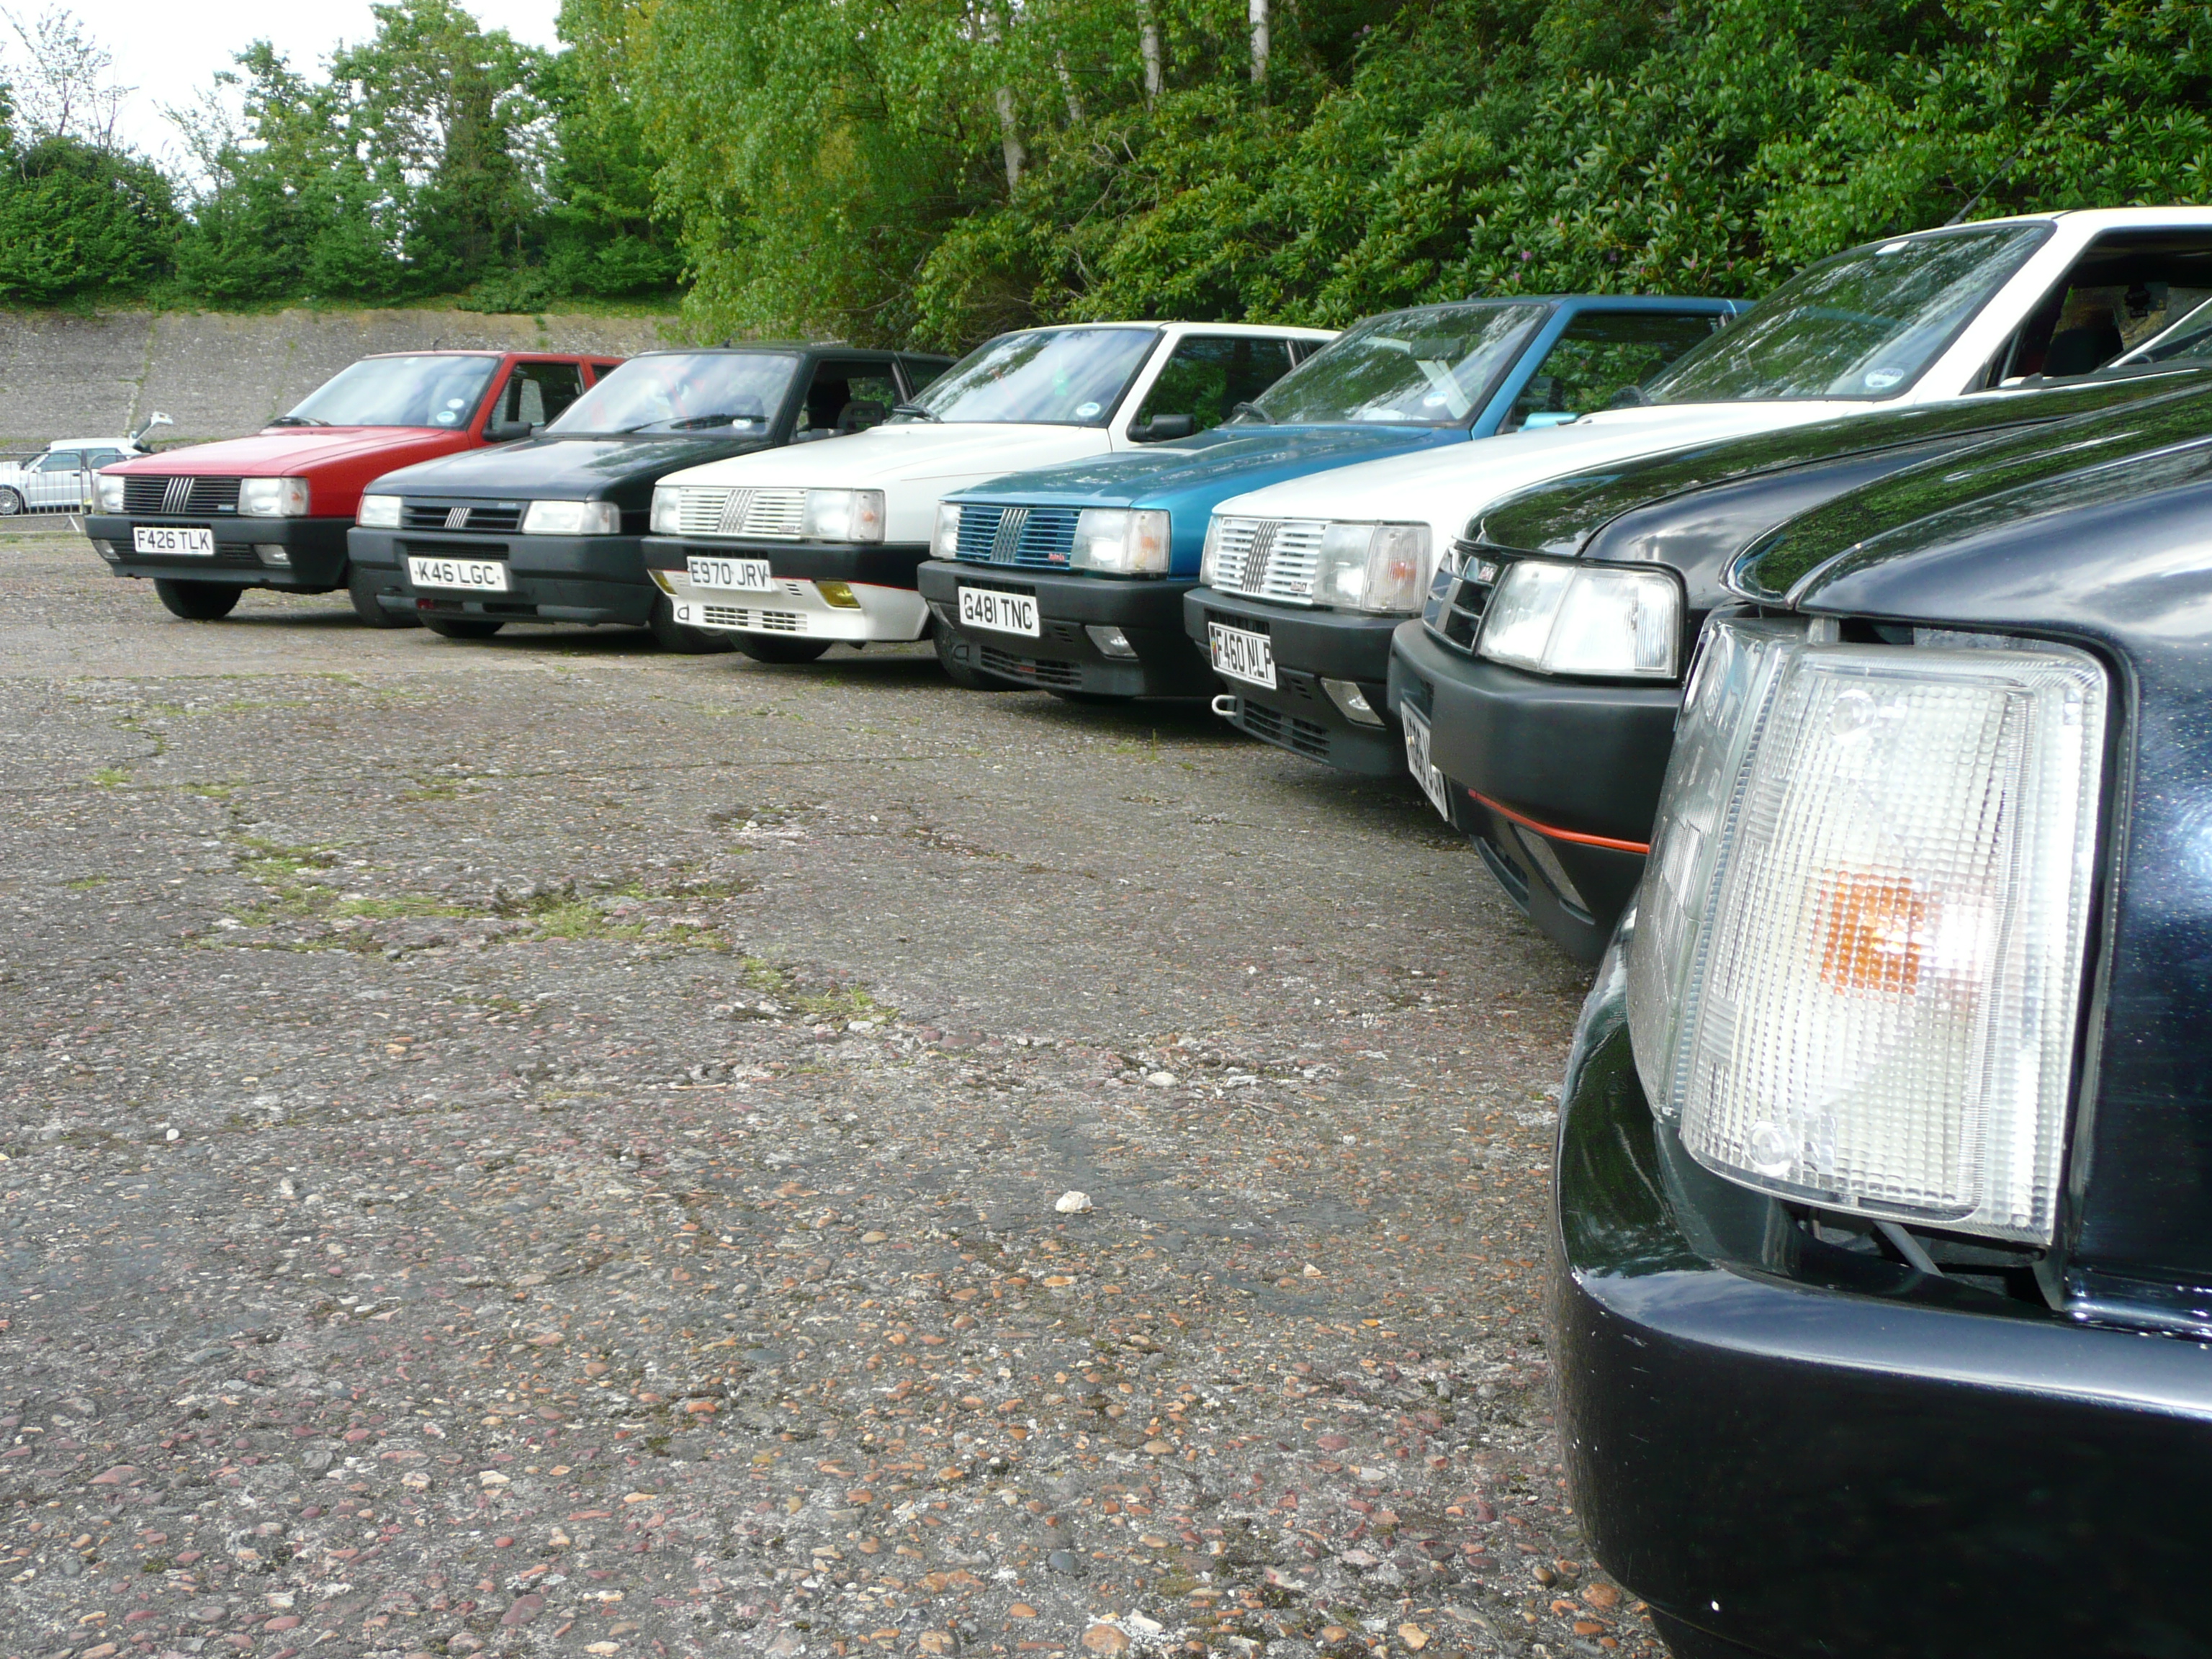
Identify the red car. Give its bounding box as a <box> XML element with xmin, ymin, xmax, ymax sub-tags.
<box><xmin>87</xmin><ymin>350</ymin><xmax>621</xmax><ymax>624</ymax></box>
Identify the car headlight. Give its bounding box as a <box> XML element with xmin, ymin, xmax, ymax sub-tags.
<box><xmin>935</xmin><ymin>503</ymin><xmax>963</xmax><ymax>559</ymax></box>
<box><xmin>1476</xmin><ymin>558</ymin><xmax>1681</xmax><ymax>678</ymax></box>
<box><xmin>650</xmin><ymin>486</ymin><xmax>680</xmax><ymax>536</ymax></box>
<box><xmin>239</xmin><ymin>477</ymin><xmax>311</xmax><ymax>518</ymax></box>
<box><xmin>1625</xmin><ymin>618</ymin><xmax>2108</xmax><ymax>1245</ymax></box>
<box><xmin>800</xmin><ymin>489</ymin><xmax>885</xmax><ymax>543</ymax></box>
<box><xmin>1200</xmin><ymin>517</ymin><xmax>1225</xmax><ymax>585</ymax></box>
<box><xmin>1071</xmin><ymin>508</ymin><xmax>1171</xmax><ymax>575</ymax></box>
<box><xmin>1314</xmin><ymin>521</ymin><xmax>1431</xmax><ymax>613</ymax></box>
<box><xmin>521</xmin><ymin>499</ymin><xmax>621</xmax><ymax>536</ymax></box>
<box><xmin>356</xmin><ymin>493</ymin><xmax>402</xmax><ymax>529</ymax></box>
<box><xmin>94</xmin><ymin>474</ymin><xmax>125</xmax><ymax>513</ymax></box>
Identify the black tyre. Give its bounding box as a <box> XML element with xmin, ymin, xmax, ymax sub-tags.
<box><xmin>934</xmin><ymin>627</ymin><xmax>1015</xmax><ymax>689</ymax></box>
<box><xmin>1048</xmin><ymin>688</ymin><xmax>1130</xmax><ymax>706</ymax></box>
<box><xmin>152</xmin><ymin>579</ymin><xmax>241</xmax><ymax>621</ymax></box>
<box><xmin>736</xmin><ymin>634</ymin><xmax>830</xmax><ymax>664</ymax></box>
<box><xmin>1649</xmin><ymin>1612</ymin><xmax>1769</xmax><ymax>1659</ymax></box>
<box><xmin>422</xmin><ymin>616</ymin><xmax>505</xmax><ymax>639</ymax></box>
<box><xmin>647</xmin><ymin>593</ymin><xmax>734</xmax><ymax>654</ymax></box>
<box><xmin>348</xmin><ymin>564</ymin><xmax>421</xmax><ymax>629</ymax></box>
<box><xmin>0</xmin><ymin>487</ymin><xmax>21</xmax><ymax>517</ymax></box>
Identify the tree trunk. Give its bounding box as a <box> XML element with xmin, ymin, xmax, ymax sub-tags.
<box><xmin>995</xmin><ymin>85</ymin><xmax>1025</xmax><ymax>190</ymax></box>
<box><xmin>1249</xmin><ymin>0</ymin><xmax>1269</xmax><ymax>86</ymax></box>
<box><xmin>1056</xmin><ymin>51</ymin><xmax>1085</xmax><ymax>124</ymax></box>
<box><xmin>1138</xmin><ymin>4</ymin><xmax>1164</xmax><ymax>102</ymax></box>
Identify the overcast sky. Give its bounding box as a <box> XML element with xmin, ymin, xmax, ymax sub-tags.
<box><xmin>14</xmin><ymin>0</ymin><xmax>567</xmax><ymax>166</ymax></box>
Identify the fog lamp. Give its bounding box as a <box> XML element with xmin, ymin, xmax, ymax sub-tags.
<box><xmin>1320</xmin><ymin>678</ymin><xmax>1384</xmax><ymax>727</ymax></box>
<box><xmin>1086</xmin><ymin>624</ymin><xmax>1138</xmax><ymax>659</ymax></box>
<box><xmin>816</xmin><ymin>580</ymin><xmax>863</xmax><ymax>609</ymax></box>
<box><xmin>253</xmin><ymin>544</ymin><xmax>291</xmax><ymax>567</ymax></box>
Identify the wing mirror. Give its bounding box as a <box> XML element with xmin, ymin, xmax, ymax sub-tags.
<box><xmin>1132</xmin><ymin>412</ymin><xmax>1197</xmax><ymax>441</ymax></box>
<box><xmin>485</xmin><ymin>418</ymin><xmax>535</xmax><ymax>443</ymax></box>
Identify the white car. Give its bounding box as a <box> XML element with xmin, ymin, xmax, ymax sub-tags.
<box><xmin>0</xmin><ymin>418</ymin><xmax>168</xmax><ymax>516</ymax></box>
<box><xmin>1197</xmin><ymin>207</ymin><xmax>2212</xmax><ymax>658</ymax></box>
<box><xmin>640</xmin><ymin>321</ymin><xmax>1336</xmax><ymax>662</ymax></box>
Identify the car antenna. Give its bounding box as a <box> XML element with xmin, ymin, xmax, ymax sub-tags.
<box><xmin>1944</xmin><ymin>78</ymin><xmax>2085</xmax><ymax>227</ymax></box>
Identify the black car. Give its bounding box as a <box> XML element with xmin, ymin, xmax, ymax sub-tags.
<box><xmin>347</xmin><ymin>345</ymin><xmax>948</xmax><ymax>645</ymax></box>
<box><xmin>1390</xmin><ymin>363</ymin><xmax>2212</xmax><ymax>965</ymax></box>
<box><xmin>1554</xmin><ymin>390</ymin><xmax>2212</xmax><ymax>1658</ymax></box>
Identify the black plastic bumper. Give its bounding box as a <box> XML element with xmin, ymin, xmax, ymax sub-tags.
<box><xmin>1389</xmin><ymin>621</ymin><xmax>1675</xmax><ymax>963</ymax></box>
<box><xmin>917</xmin><ymin>561</ymin><xmax>1211</xmax><ymax>697</ymax></box>
<box><xmin>351</xmin><ymin>528</ymin><xmax>655</xmax><ymax>625</ymax></box>
<box><xmin>87</xmin><ymin>514</ymin><xmax>351</xmax><ymax>591</ymax></box>
<box><xmin>1184</xmin><ymin>588</ymin><xmax>1404</xmax><ymax>774</ymax></box>
<box><xmin>642</xmin><ymin>536</ymin><xmax>930</xmax><ymax>589</ymax></box>
<box><xmin>1556</xmin><ymin>943</ymin><xmax>2212</xmax><ymax>1658</ymax></box>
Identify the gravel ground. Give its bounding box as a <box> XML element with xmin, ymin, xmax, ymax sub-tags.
<box><xmin>0</xmin><ymin>521</ymin><xmax>1653</xmax><ymax>1659</ymax></box>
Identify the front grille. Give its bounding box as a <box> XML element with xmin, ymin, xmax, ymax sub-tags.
<box><xmin>122</xmin><ymin>476</ymin><xmax>241</xmax><ymax>516</ymax></box>
<box><xmin>953</xmin><ymin>504</ymin><xmax>1081</xmax><ymax>568</ymax></box>
<box><xmin>403</xmin><ymin>501</ymin><xmax>523</xmax><ymax>533</ymax></box>
<box><xmin>979</xmin><ymin>646</ymin><xmax>1082</xmax><ymax>688</ymax></box>
<box><xmin>1205</xmin><ymin>608</ymin><xmax>1269</xmax><ymax>637</ymax></box>
<box><xmin>400</xmin><ymin>540</ymin><xmax>510</xmax><ymax>560</ymax></box>
<box><xmin>665</xmin><ymin>487</ymin><xmax>809</xmax><ymax>539</ymax></box>
<box><xmin>701</xmin><ymin>604</ymin><xmax>806</xmax><ymax>631</ymax></box>
<box><xmin>1240</xmin><ymin>698</ymin><xmax>1331</xmax><ymax>760</ymax></box>
<box><xmin>1208</xmin><ymin>517</ymin><xmax>1328</xmax><ymax>603</ymax></box>
<box><xmin>1423</xmin><ymin>539</ymin><xmax>1508</xmax><ymax>654</ymax></box>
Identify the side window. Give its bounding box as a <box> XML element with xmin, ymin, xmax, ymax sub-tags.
<box><xmin>1130</xmin><ymin>335</ymin><xmax>1299</xmax><ymax>441</ymax></box>
<box><xmin>40</xmin><ymin>451</ymin><xmax>83</xmax><ymax>472</ymax></box>
<box><xmin>84</xmin><ymin>449</ymin><xmax>125</xmax><ymax>468</ymax></box>
<box><xmin>493</xmin><ymin>361</ymin><xmax>585</xmax><ymax>428</ymax></box>
<box><xmin>1987</xmin><ymin>233</ymin><xmax>2212</xmax><ymax>383</ymax></box>
<box><xmin>793</xmin><ymin>362</ymin><xmax>902</xmax><ymax>438</ymax></box>
<box><xmin>590</xmin><ymin>361</ymin><xmax>624</xmax><ymax>384</ymax></box>
<box><xmin>1504</xmin><ymin>312</ymin><xmax>1727</xmax><ymax>431</ymax></box>
<box><xmin>898</xmin><ymin>357</ymin><xmax>948</xmax><ymax>400</ymax></box>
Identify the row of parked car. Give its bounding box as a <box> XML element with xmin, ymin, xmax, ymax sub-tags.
<box><xmin>83</xmin><ymin>204</ymin><xmax>2212</xmax><ymax>1657</ymax></box>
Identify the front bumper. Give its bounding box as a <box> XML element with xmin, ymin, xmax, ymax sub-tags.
<box><xmin>642</xmin><ymin>536</ymin><xmax>929</xmax><ymax>642</ymax></box>
<box><xmin>1184</xmin><ymin>588</ymin><xmax>1405</xmax><ymax>775</ymax></box>
<box><xmin>86</xmin><ymin>515</ymin><xmax>351</xmax><ymax>591</ymax></box>
<box><xmin>1556</xmin><ymin>936</ymin><xmax>2212</xmax><ymax>1658</ymax></box>
<box><xmin>350</xmin><ymin>527</ymin><xmax>655</xmax><ymax>626</ymax></box>
<box><xmin>917</xmin><ymin>561</ymin><xmax>1211</xmax><ymax>696</ymax></box>
<box><xmin>1389</xmin><ymin>621</ymin><xmax>1672</xmax><ymax>963</ymax></box>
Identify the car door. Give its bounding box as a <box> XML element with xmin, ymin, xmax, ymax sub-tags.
<box><xmin>1122</xmin><ymin>334</ymin><xmax>1303</xmax><ymax>444</ymax></box>
<box><xmin>31</xmin><ymin>451</ymin><xmax>84</xmax><ymax>509</ymax></box>
<box><xmin>487</xmin><ymin>361</ymin><xmax>588</xmax><ymax>431</ymax></box>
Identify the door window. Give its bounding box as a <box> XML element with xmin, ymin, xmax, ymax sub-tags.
<box><xmin>1989</xmin><ymin>230</ymin><xmax>2212</xmax><ymax>382</ymax></box>
<box><xmin>83</xmin><ymin>449</ymin><xmax>126</xmax><ymax>468</ymax></box>
<box><xmin>1505</xmin><ymin>312</ymin><xmax>1728</xmax><ymax>431</ymax></box>
<box><xmin>1130</xmin><ymin>335</ymin><xmax>1299</xmax><ymax>441</ymax></box>
<box><xmin>793</xmin><ymin>362</ymin><xmax>904</xmax><ymax>437</ymax></box>
<box><xmin>492</xmin><ymin>361</ymin><xmax>586</xmax><ymax>428</ymax></box>
<box><xmin>37</xmin><ymin>451</ymin><xmax>84</xmax><ymax>472</ymax></box>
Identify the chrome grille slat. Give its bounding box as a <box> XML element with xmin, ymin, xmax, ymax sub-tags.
<box><xmin>122</xmin><ymin>476</ymin><xmax>241</xmax><ymax>516</ymax></box>
<box><xmin>1210</xmin><ymin>516</ymin><xmax>1328</xmax><ymax>604</ymax></box>
<box><xmin>669</xmin><ymin>486</ymin><xmax>809</xmax><ymax>539</ymax></box>
<box><xmin>952</xmin><ymin>503</ymin><xmax>1079</xmax><ymax>569</ymax></box>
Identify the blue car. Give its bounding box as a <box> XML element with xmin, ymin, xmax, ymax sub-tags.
<box><xmin>914</xmin><ymin>295</ymin><xmax>1744</xmax><ymax>721</ymax></box>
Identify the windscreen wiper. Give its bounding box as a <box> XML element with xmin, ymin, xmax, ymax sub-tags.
<box><xmin>889</xmin><ymin>403</ymin><xmax>940</xmax><ymax>422</ymax></box>
<box><xmin>266</xmin><ymin>415</ymin><xmax>329</xmax><ymax>427</ymax></box>
<box><xmin>1230</xmin><ymin>401</ymin><xmax>1274</xmax><ymax>424</ymax></box>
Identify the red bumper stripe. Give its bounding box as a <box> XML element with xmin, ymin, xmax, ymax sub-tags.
<box><xmin>1465</xmin><ymin>787</ymin><xmax>1651</xmax><ymax>855</ymax></box>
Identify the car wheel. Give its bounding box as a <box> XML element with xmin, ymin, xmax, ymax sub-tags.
<box><xmin>152</xmin><ymin>579</ymin><xmax>241</xmax><ymax>621</ymax></box>
<box><xmin>0</xmin><ymin>488</ymin><xmax>21</xmax><ymax>517</ymax></box>
<box><xmin>1047</xmin><ymin>688</ymin><xmax>1130</xmax><ymax>705</ymax></box>
<box><xmin>422</xmin><ymin>616</ymin><xmax>505</xmax><ymax>639</ymax></box>
<box><xmin>1647</xmin><ymin>1612</ymin><xmax>1769</xmax><ymax>1659</ymax></box>
<box><xmin>347</xmin><ymin>565</ymin><xmax>421</xmax><ymax>629</ymax></box>
<box><xmin>735</xmin><ymin>634</ymin><xmax>831</xmax><ymax>664</ymax></box>
<box><xmin>933</xmin><ymin>628</ymin><xmax>1015</xmax><ymax>689</ymax></box>
<box><xmin>647</xmin><ymin>593</ymin><xmax>734</xmax><ymax>654</ymax></box>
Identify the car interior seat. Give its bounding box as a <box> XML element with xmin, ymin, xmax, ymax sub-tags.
<box><xmin>2044</xmin><ymin>316</ymin><xmax>2126</xmax><ymax>377</ymax></box>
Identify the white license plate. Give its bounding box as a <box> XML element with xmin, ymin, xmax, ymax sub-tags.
<box><xmin>408</xmin><ymin>554</ymin><xmax>510</xmax><ymax>593</ymax></box>
<box><xmin>132</xmin><ymin>526</ymin><xmax>213</xmax><ymax>557</ymax></box>
<box><xmin>1401</xmin><ymin>705</ymin><xmax>1453</xmax><ymax>821</ymax></box>
<box><xmin>1208</xmin><ymin>621</ymin><xmax>1276</xmax><ymax>688</ymax></box>
<box><xmin>958</xmin><ymin>585</ymin><xmax>1039</xmax><ymax>638</ymax></box>
<box><xmin>688</xmin><ymin>554</ymin><xmax>774</xmax><ymax>592</ymax></box>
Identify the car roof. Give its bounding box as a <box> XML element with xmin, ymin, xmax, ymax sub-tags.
<box><xmin>992</xmin><ymin>320</ymin><xmax>1336</xmax><ymax>340</ymax></box>
<box><xmin>49</xmin><ymin>438</ymin><xmax>138</xmax><ymax>448</ymax></box>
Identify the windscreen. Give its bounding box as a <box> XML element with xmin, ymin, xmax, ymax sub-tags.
<box><xmin>1245</xmin><ymin>303</ymin><xmax>1550</xmax><ymax>426</ymax></box>
<box><xmin>279</xmin><ymin>355</ymin><xmax>505</xmax><ymax>428</ymax></box>
<box><xmin>547</xmin><ymin>352</ymin><xmax>802</xmax><ymax>434</ymax></box>
<box><xmin>897</xmin><ymin>328</ymin><xmax>1159</xmax><ymax>424</ymax></box>
<box><xmin>1640</xmin><ymin>223</ymin><xmax>2051</xmax><ymax>403</ymax></box>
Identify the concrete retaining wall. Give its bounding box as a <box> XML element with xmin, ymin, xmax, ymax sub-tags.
<box><xmin>0</xmin><ymin>307</ymin><xmax>687</xmax><ymax>446</ymax></box>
